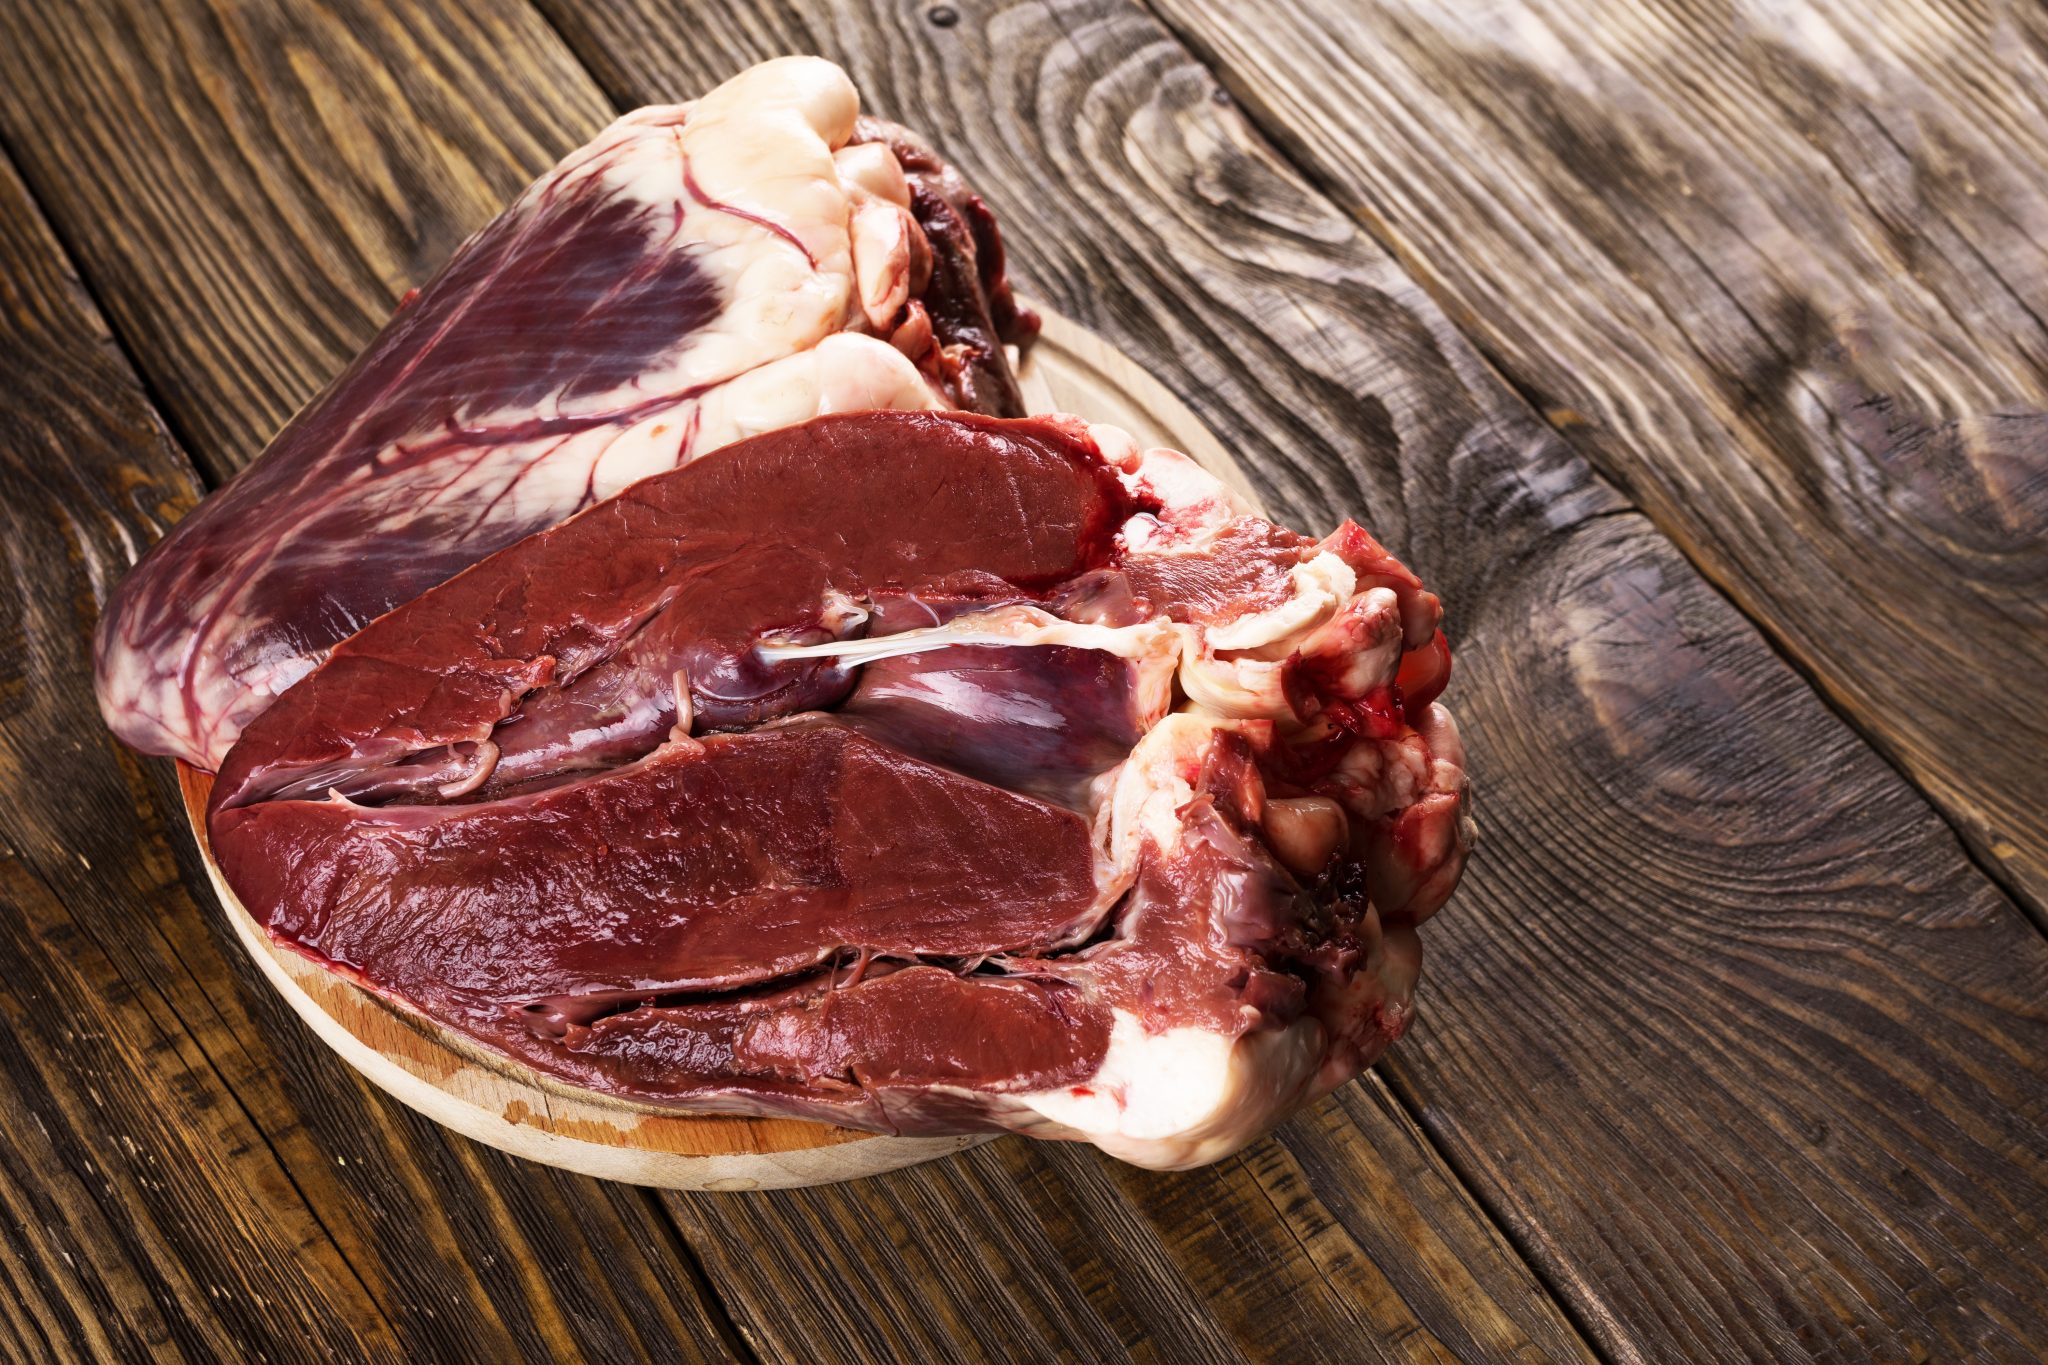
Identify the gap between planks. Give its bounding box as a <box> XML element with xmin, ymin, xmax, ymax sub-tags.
<box><xmin>0</xmin><ymin>818</ymin><xmax>406</xmax><ymax>1358</ymax></box>
<box><xmin>635</xmin><ymin>1189</ymin><xmax>762</xmax><ymax>1363</ymax></box>
<box><xmin>0</xmin><ymin>131</ymin><xmax>225</xmax><ymax>497</ymax></box>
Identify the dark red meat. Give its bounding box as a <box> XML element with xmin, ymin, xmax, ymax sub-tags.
<box><xmin>205</xmin><ymin>410</ymin><xmax>1472</xmax><ymax>1167</ymax></box>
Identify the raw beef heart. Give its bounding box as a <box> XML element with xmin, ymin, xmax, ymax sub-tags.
<box><xmin>208</xmin><ymin>410</ymin><xmax>1472</xmax><ymax>1169</ymax></box>
<box><xmin>94</xmin><ymin>56</ymin><xmax>1035</xmax><ymax>770</ymax></box>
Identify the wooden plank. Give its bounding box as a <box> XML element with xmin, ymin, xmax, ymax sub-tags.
<box><xmin>0</xmin><ymin>138</ymin><xmax>741</xmax><ymax>1361</ymax></box>
<box><xmin>668</xmin><ymin>1079</ymin><xmax>1574</xmax><ymax>1364</ymax></box>
<box><xmin>0</xmin><ymin>145</ymin><xmax>393</xmax><ymax>1365</ymax></box>
<box><xmin>0</xmin><ymin>0</ymin><xmax>609</xmax><ymax>484</ymax></box>
<box><xmin>1145</xmin><ymin>0</ymin><xmax>2048</xmax><ymax>917</ymax></box>
<box><xmin>530</xmin><ymin>1</ymin><xmax>2048</xmax><ymax>1360</ymax></box>
<box><xmin>0</xmin><ymin>0</ymin><xmax>1599</xmax><ymax>1359</ymax></box>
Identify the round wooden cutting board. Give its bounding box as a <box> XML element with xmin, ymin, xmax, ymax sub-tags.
<box><xmin>177</xmin><ymin>307</ymin><xmax>1257</xmax><ymax>1191</ymax></box>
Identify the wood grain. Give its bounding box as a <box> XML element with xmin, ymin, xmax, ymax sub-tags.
<box><xmin>0</xmin><ymin>0</ymin><xmax>608</xmax><ymax>484</ymax></box>
<box><xmin>666</xmin><ymin>1078</ymin><xmax>1579</xmax><ymax>1365</ymax></box>
<box><xmin>1146</xmin><ymin>0</ymin><xmax>2048</xmax><ymax>918</ymax></box>
<box><xmin>532</xmin><ymin>1</ymin><xmax>2048</xmax><ymax>1359</ymax></box>
<box><xmin>0</xmin><ymin>0</ymin><xmax>1595</xmax><ymax>1359</ymax></box>
<box><xmin>0</xmin><ymin>130</ymin><xmax>746</xmax><ymax>1365</ymax></box>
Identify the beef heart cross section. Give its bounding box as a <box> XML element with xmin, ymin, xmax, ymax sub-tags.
<box><xmin>208</xmin><ymin>410</ymin><xmax>1471</xmax><ymax>1169</ymax></box>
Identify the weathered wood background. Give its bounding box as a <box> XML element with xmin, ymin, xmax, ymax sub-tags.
<box><xmin>0</xmin><ymin>0</ymin><xmax>2043</xmax><ymax>1361</ymax></box>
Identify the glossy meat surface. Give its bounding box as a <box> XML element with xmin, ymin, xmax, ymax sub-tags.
<box><xmin>95</xmin><ymin>57</ymin><xmax>1035</xmax><ymax>769</ymax></box>
<box><xmin>209</xmin><ymin>410</ymin><xmax>1472</xmax><ymax>1167</ymax></box>
<box><xmin>220</xmin><ymin>724</ymin><xmax>1107</xmax><ymax>1007</ymax></box>
<box><xmin>210</xmin><ymin>411</ymin><xmax>1130</xmax><ymax>808</ymax></box>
